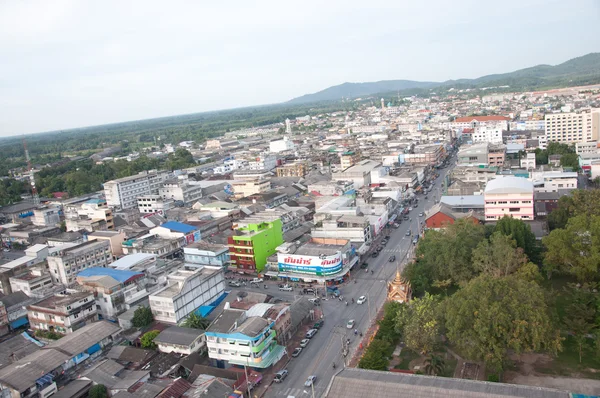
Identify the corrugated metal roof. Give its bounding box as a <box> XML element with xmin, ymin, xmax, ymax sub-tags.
<box><xmin>77</xmin><ymin>267</ymin><xmax>143</xmax><ymax>283</ymax></box>
<box><xmin>160</xmin><ymin>221</ymin><xmax>197</xmax><ymax>234</ymax></box>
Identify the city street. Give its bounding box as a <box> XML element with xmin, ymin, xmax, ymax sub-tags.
<box><xmin>266</xmin><ymin>162</ymin><xmax>454</xmax><ymax>398</ymax></box>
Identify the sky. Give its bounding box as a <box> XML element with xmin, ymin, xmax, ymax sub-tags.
<box><xmin>1</xmin><ymin>0</ymin><xmax>599</xmax><ymax>137</ymax></box>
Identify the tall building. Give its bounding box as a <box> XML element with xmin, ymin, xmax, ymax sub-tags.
<box><xmin>47</xmin><ymin>240</ymin><xmax>113</xmax><ymax>285</ymax></box>
<box><xmin>285</xmin><ymin>118</ymin><xmax>292</xmax><ymax>134</ymax></box>
<box><xmin>545</xmin><ymin>109</ymin><xmax>600</xmax><ymax>144</ymax></box>
<box><xmin>228</xmin><ymin>218</ymin><xmax>284</xmax><ymax>274</ymax></box>
<box><xmin>103</xmin><ymin>170</ymin><xmax>170</xmax><ymax>209</ymax></box>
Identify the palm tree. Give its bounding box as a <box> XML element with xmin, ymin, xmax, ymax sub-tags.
<box><xmin>424</xmin><ymin>354</ymin><xmax>445</xmax><ymax>376</ymax></box>
<box><xmin>183</xmin><ymin>313</ymin><xmax>210</xmax><ymax>330</ymax></box>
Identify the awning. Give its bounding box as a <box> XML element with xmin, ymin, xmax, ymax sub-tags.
<box><xmin>388</xmin><ymin>214</ymin><xmax>398</xmax><ymax>223</ymax></box>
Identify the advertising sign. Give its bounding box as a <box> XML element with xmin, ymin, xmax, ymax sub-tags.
<box><xmin>277</xmin><ymin>252</ymin><xmax>343</xmax><ymax>276</ymax></box>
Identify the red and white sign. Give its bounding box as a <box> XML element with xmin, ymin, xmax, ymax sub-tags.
<box><xmin>277</xmin><ymin>252</ymin><xmax>341</xmax><ymax>268</ymax></box>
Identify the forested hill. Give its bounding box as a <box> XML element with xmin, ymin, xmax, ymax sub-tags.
<box><xmin>288</xmin><ymin>52</ymin><xmax>600</xmax><ymax>104</ymax></box>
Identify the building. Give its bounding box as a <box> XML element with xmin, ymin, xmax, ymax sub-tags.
<box><xmin>531</xmin><ymin>171</ymin><xmax>578</xmax><ymax>192</ymax></box>
<box><xmin>231</xmin><ymin>179</ymin><xmax>271</xmax><ymax>199</ymax></box>
<box><xmin>545</xmin><ymin>108</ymin><xmax>600</xmax><ymax>144</ymax></box>
<box><xmin>311</xmin><ymin>214</ymin><xmax>372</xmax><ymax>254</ymax></box>
<box><xmin>0</xmin><ymin>291</ymin><xmax>32</xmax><ymax>331</ymax></box>
<box><xmin>247</xmin><ymin>153</ymin><xmax>277</xmax><ymax>171</ymax></box>
<box><xmin>269</xmin><ymin>137</ymin><xmax>295</xmax><ymax>153</ymax></box>
<box><xmin>205</xmin><ymin>307</ymin><xmax>285</xmax><ymax>369</ymax></box>
<box><xmin>424</xmin><ymin>203</ymin><xmax>482</xmax><ymax>229</ymax></box>
<box><xmin>308</xmin><ymin>180</ymin><xmax>355</xmax><ymax>196</ymax></box>
<box><xmin>154</xmin><ymin>326</ymin><xmax>205</xmax><ymax>355</ymax></box>
<box><xmin>487</xmin><ymin>144</ymin><xmax>505</xmax><ymax>168</ymax></box>
<box><xmin>184</xmin><ymin>241</ymin><xmax>230</xmax><ymax>268</ymax></box>
<box><xmin>64</xmin><ymin>199</ymin><xmax>115</xmax><ymax>232</ymax></box>
<box><xmin>450</xmin><ymin>115</ymin><xmax>510</xmax><ymax>132</ymax></box>
<box><xmin>27</xmin><ymin>291</ymin><xmax>98</xmax><ymax>334</ymax></box>
<box><xmin>472</xmin><ymin>123</ymin><xmax>504</xmax><ymax>144</ymax></box>
<box><xmin>269</xmin><ymin>237</ymin><xmax>358</xmax><ymax>284</ymax></box>
<box><xmin>86</xmin><ymin>230</ymin><xmax>126</xmax><ymax>258</ymax></box>
<box><xmin>103</xmin><ymin>170</ymin><xmax>170</xmax><ymax>209</ymax></box>
<box><xmin>340</xmin><ymin>151</ymin><xmax>360</xmax><ymax>170</ymax></box>
<box><xmin>109</xmin><ymin>253</ymin><xmax>157</xmax><ymax>272</ymax></box>
<box><xmin>575</xmin><ymin>141</ymin><xmax>599</xmax><ymax>155</ymax></box>
<box><xmin>32</xmin><ymin>207</ymin><xmax>61</xmax><ymax>227</ymax></box>
<box><xmin>149</xmin><ymin>267</ymin><xmax>224</xmax><ymax>324</ymax></box>
<box><xmin>332</xmin><ymin>160</ymin><xmax>381</xmax><ymax>188</ymax></box>
<box><xmin>47</xmin><ymin>240</ymin><xmax>113</xmax><ymax>285</ymax></box>
<box><xmin>520</xmin><ymin>153</ymin><xmax>536</xmax><ymax>169</ymax></box>
<box><xmin>484</xmin><ymin>177</ymin><xmax>534</xmax><ymax>221</ymax></box>
<box><xmin>76</xmin><ymin>267</ymin><xmax>147</xmax><ymax>320</ymax></box>
<box><xmin>276</xmin><ymin>161</ymin><xmax>308</xmax><ymax>178</ymax></box>
<box><xmin>399</xmin><ymin>144</ymin><xmax>445</xmax><ymax>166</ymax></box>
<box><xmin>9</xmin><ymin>267</ymin><xmax>54</xmax><ymax>298</ymax></box>
<box><xmin>159</xmin><ymin>179</ymin><xmax>203</xmax><ymax>205</ymax></box>
<box><xmin>228</xmin><ymin>218</ymin><xmax>284</xmax><ymax>274</ymax></box>
<box><xmin>137</xmin><ymin>195</ymin><xmax>174</xmax><ymax>215</ymax></box>
<box><xmin>150</xmin><ymin>221</ymin><xmax>201</xmax><ymax>246</ymax></box>
<box><xmin>457</xmin><ymin>143</ymin><xmax>489</xmax><ymax>167</ymax></box>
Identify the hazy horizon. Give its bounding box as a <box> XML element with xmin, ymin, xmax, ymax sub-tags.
<box><xmin>1</xmin><ymin>0</ymin><xmax>599</xmax><ymax>137</ymax></box>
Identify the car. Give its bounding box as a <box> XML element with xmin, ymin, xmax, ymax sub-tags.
<box><xmin>393</xmin><ymin>223</ymin><xmax>400</xmax><ymax>228</ymax></box>
<box><xmin>304</xmin><ymin>375</ymin><xmax>317</xmax><ymax>387</ymax></box>
<box><xmin>291</xmin><ymin>348</ymin><xmax>302</xmax><ymax>357</ymax></box>
<box><xmin>389</xmin><ymin>255</ymin><xmax>396</xmax><ymax>262</ymax></box>
<box><xmin>357</xmin><ymin>296</ymin><xmax>367</xmax><ymax>305</ymax></box>
<box><xmin>251</xmin><ymin>278</ymin><xmax>263</xmax><ymax>284</ymax></box>
<box><xmin>313</xmin><ymin>319</ymin><xmax>324</xmax><ymax>329</ymax></box>
<box><xmin>300</xmin><ymin>338</ymin><xmax>310</xmax><ymax>348</ymax></box>
<box><xmin>279</xmin><ymin>285</ymin><xmax>293</xmax><ymax>291</ymax></box>
<box><xmin>346</xmin><ymin>319</ymin><xmax>355</xmax><ymax>329</ymax></box>
<box><xmin>405</xmin><ymin>230</ymin><xmax>411</xmax><ymax>236</ymax></box>
<box><xmin>408</xmin><ymin>207</ymin><xmax>413</xmax><ymax>211</ymax></box>
<box><xmin>305</xmin><ymin>329</ymin><xmax>318</xmax><ymax>339</ymax></box>
<box><xmin>371</xmin><ymin>251</ymin><xmax>379</xmax><ymax>258</ymax></box>
<box><xmin>274</xmin><ymin>369</ymin><xmax>288</xmax><ymax>383</ymax></box>
<box><xmin>381</xmin><ymin>240</ymin><xmax>388</xmax><ymax>246</ymax></box>
<box><xmin>360</xmin><ymin>262</ymin><xmax>368</xmax><ymax>269</ymax></box>
<box><xmin>228</xmin><ymin>281</ymin><xmax>241</xmax><ymax>287</ymax></box>
<box><xmin>418</xmin><ymin>212</ymin><xmax>424</xmax><ymax>217</ymax></box>
<box><xmin>403</xmin><ymin>215</ymin><xmax>409</xmax><ymax>221</ymax></box>
<box><xmin>303</xmin><ymin>287</ymin><xmax>315</xmax><ymax>294</ymax></box>
<box><xmin>308</xmin><ymin>297</ymin><xmax>321</xmax><ymax>305</ymax></box>
<box><xmin>385</xmin><ymin>235</ymin><xmax>390</xmax><ymax>239</ymax></box>
<box><xmin>412</xmin><ymin>236</ymin><xmax>419</xmax><ymax>245</ymax></box>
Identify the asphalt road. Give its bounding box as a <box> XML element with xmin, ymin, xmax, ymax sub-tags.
<box><xmin>266</xmin><ymin>163</ymin><xmax>454</xmax><ymax>398</ymax></box>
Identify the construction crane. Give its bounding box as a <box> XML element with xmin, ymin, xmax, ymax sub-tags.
<box><xmin>23</xmin><ymin>139</ymin><xmax>40</xmax><ymax>206</ymax></box>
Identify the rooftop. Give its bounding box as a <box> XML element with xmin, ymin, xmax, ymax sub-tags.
<box><xmin>29</xmin><ymin>291</ymin><xmax>92</xmax><ymax>310</ymax></box>
<box><xmin>485</xmin><ymin>177</ymin><xmax>534</xmax><ymax>194</ymax></box>
<box><xmin>153</xmin><ymin>326</ymin><xmax>203</xmax><ymax>346</ymax></box>
<box><xmin>454</xmin><ymin>115</ymin><xmax>510</xmax><ymax>123</ymax></box>
<box><xmin>235</xmin><ymin>317</ymin><xmax>270</xmax><ymax>338</ymax></box>
<box><xmin>77</xmin><ymin>267</ymin><xmax>144</xmax><ymax>284</ymax></box>
<box><xmin>295</xmin><ymin>241</ymin><xmax>344</xmax><ymax>256</ymax></box>
<box><xmin>206</xmin><ymin>309</ymin><xmax>245</xmax><ymax>334</ymax></box>
<box><xmin>110</xmin><ymin>253</ymin><xmax>157</xmax><ymax>270</ymax></box>
<box><xmin>159</xmin><ymin>221</ymin><xmax>197</xmax><ymax>234</ymax></box>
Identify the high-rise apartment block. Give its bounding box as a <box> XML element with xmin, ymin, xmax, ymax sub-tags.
<box><xmin>103</xmin><ymin>170</ymin><xmax>170</xmax><ymax>209</ymax></box>
<box><xmin>544</xmin><ymin>109</ymin><xmax>600</xmax><ymax>144</ymax></box>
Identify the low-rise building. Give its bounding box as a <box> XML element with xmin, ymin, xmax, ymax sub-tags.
<box><xmin>27</xmin><ymin>291</ymin><xmax>98</xmax><ymax>334</ymax></box>
<box><xmin>32</xmin><ymin>207</ymin><xmax>61</xmax><ymax>227</ymax></box>
<box><xmin>9</xmin><ymin>267</ymin><xmax>54</xmax><ymax>297</ymax></box>
<box><xmin>64</xmin><ymin>198</ymin><xmax>114</xmax><ymax>232</ymax></box>
<box><xmin>228</xmin><ymin>218</ymin><xmax>284</xmax><ymax>274</ymax></box>
<box><xmin>154</xmin><ymin>326</ymin><xmax>205</xmax><ymax>355</ymax></box>
<box><xmin>487</xmin><ymin>144</ymin><xmax>505</xmax><ymax>168</ymax></box>
<box><xmin>520</xmin><ymin>153</ymin><xmax>536</xmax><ymax>169</ymax></box>
<box><xmin>104</xmin><ymin>170</ymin><xmax>170</xmax><ymax>209</ymax></box>
<box><xmin>137</xmin><ymin>195</ymin><xmax>175</xmax><ymax>216</ymax></box>
<box><xmin>184</xmin><ymin>241</ymin><xmax>230</xmax><ymax>268</ymax></box>
<box><xmin>47</xmin><ymin>240</ymin><xmax>113</xmax><ymax>285</ymax></box>
<box><xmin>276</xmin><ymin>161</ymin><xmax>308</xmax><ymax>178</ymax></box>
<box><xmin>86</xmin><ymin>230</ymin><xmax>126</xmax><ymax>258</ymax></box>
<box><xmin>311</xmin><ymin>214</ymin><xmax>372</xmax><ymax>254</ymax></box>
<box><xmin>149</xmin><ymin>267</ymin><xmax>225</xmax><ymax>324</ymax></box>
<box><xmin>231</xmin><ymin>179</ymin><xmax>271</xmax><ymax>199</ymax></box>
<box><xmin>484</xmin><ymin>177</ymin><xmax>534</xmax><ymax>221</ymax></box>
<box><xmin>269</xmin><ymin>137</ymin><xmax>295</xmax><ymax>153</ymax></box>
<box><xmin>159</xmin><ymin>179</ymin><xmax>204</xmax><ymax>205</ymax></box>
<box><xmin>457</xmin><ymin>143</ymin><xmax>489</xmax><ymax>167</ymax></box>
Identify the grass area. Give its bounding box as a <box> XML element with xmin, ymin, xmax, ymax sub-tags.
<box><xmin>535</xmin><ymin>335</ymin><xmax>600</xmax><ymax>379</ymax></box>
<box><xmin>395</xmin><ymin>348</ymin><xmax>420</xmax><ymax>370</ymax></box>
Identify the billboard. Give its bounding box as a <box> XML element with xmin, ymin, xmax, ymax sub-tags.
<box><xmin>277</xmin><ymin>252</ymin><xmax>343</xmax><ymax>276</ymax></box>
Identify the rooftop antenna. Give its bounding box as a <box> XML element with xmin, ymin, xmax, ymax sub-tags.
<box><xmin>23</xmin><ymin>138</ymin><xmax>40</xmax><ymax>206</ymax></box>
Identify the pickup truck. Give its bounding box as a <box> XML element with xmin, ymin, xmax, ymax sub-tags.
<box><xmin>279</xmin><ymin>285</ymin><xmax>293</xmax><ymax>291</ymax></box>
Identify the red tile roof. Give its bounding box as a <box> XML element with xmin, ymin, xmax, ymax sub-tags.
<box><xmin>454</xmin><ymin>115</ymin><xmax>510</xmax><ymax>123</ymax></box>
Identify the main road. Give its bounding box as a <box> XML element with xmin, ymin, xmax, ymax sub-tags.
<box><xmin>266</xmin><ymin>160</ymin><xmax>455</xmax><ymax>398</ymax></box>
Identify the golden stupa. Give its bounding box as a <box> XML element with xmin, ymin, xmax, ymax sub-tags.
<box><xmin>387</xmin><ymin>270</ymin><xmax>412</xmax><ymax>303</ymax></box>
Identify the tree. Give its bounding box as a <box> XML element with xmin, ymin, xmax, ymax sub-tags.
<box><xmin>140</xmin><ymin>330</ymin><xmax>161</xmax><ymax>350</ymax></box>
<box><xmin>543</xmin><ymin>215</ymin><xmax>600</xmax><ymax>281</ymax></box>
<box><xmin>89</xmin><ymin>384</ymin><xmax>108</xmax><ymax>398</ymax></box>
<box><xmin>494</xmin><ymin>216</ymin><xmax>539</xmax><ymax>262</ymax></box>
<box><xmin>376</xmin><ymin>301</ymin><xmax>402</xmax><ymax>344</ymax></box>
<box><xmin>444</xmin><ymin>275</ymin><xmax>562</xmax><ymax>371</ymax></box>
<box><xmin>560</xmin><ymin>153</ymin><xmax>580</xmax><ymax>171</ymax></box>
<box><xmin>132</xmin><ymin>306</ymin><xmax>154</xmax><ymax>328</ymax></box>
<box><xmin>472</xmin><ymin>232</ymin><xmax>529</xmax><ymax>278</ymax></box>
<box><xmin>395</xmin><ymin>293</ymin><xmax>440</xmax><ymax>354</ymax></box>
<box><xmin>182</xmin><ymin>313</ymin><xmax>210</xmax><ymax>330</ymax></box>
<box><xmin>402</xmin><ymin>261</ymin><xmax>431</xmax><ymax>297</ymax></box>
<box><xmin>424</xmin><ymin>354</ymin><xmax>445</xmax><ymax>376</ymax></box>
<box><xmin>358</xmin><ymin>339</ymin><xmax>392</xmax><ymax>370</ymax></box>
<box><xmin>562</xmin><ymin>284</ymin><xmax>598</xmax><ymax>363</ymax></box>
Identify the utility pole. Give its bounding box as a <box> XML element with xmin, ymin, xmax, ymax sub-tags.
<box><xmin>23</xmin><ymin>139</ymin><xmax>39</xmax><ymax>206</ymax></box>
<box><xmin>244</xmin><ymin>359</ymin><xmax>252</xmax><ymax>398</ymax></box>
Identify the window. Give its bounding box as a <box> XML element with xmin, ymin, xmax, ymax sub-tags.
<box><xmin>509</xmin><ymin>208</ymin><xmax>520</xmax><ymax>212</ymax></box>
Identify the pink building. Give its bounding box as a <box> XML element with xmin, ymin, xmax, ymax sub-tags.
<box><xmin>484</xmin><ymin>177</ymin><xmax>534</xmax><ymax>221</ymax></box>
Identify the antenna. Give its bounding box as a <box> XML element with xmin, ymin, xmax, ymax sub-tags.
<box><xmin>23</xmin><ymin>138</ymin><xmax>40</xmax><ymax>206</ymax></box>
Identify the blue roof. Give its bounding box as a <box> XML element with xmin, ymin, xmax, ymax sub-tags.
<box><xmin>161</xmin><ymin>221</ymin><xmax>197</xmax><ymax>234</ymax></box>
<box><xmin>77</xmin><ymin>267</ymin><xmax>143</xmax><ymax>283</ymax></box>
<box><xmin>85</xmin><ymin>199</ymin><xmax>106</xmax><ymax>204</ymax></box>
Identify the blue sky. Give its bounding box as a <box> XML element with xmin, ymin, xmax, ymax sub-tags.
<box><xmin>0</xmin><ymin>0</ymin><xmax>599</xmax><ymax>136</ymax></box>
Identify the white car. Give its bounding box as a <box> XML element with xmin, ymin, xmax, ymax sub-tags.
<box><xmin>300</xmin><ymin>338</ymin><xmax>310</xmax><ymax>348</ymax></box>
<box><xmin>304</xmin><ymin>375</ymin><xmax>317</xmax><ymax>387</ymax></box>
<box><xmin>251</xmin><ymin>278</ymin><xmax>263</xmax><ymax>284</ymax></box>
<box><xmin>356</xmin><ymin>296</ymin><xmax>367</xmax><ymax>305</ymax></box>
<box><xmin>279</xmin><ymin>285</ymin><xmax>293</xmax><ymax>291</ymax></box>
<box><xmin>346</xmin><ymin>319</ymin><xmax>355</xmax><ymax>329</ymax></box>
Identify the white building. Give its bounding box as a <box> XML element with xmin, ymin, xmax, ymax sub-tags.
<box><xmin>575</xmin><ymin>141</ymin><xmax>599</xmax><ymax>155</ymax></box>
<box><xmin>472</xmin><ymin>123</ymin><xmax>503</xmax><ymax>144</ymax></box>
<box><xmin>149</xmin><ymin>267</ymin><xmax>225</xmax><ymax>324</ymax></box>
<box><xmin>154</xmin><ymin>326</ymin><xmax>205</xmax><ymax>355</ymax></box>
<box><xmin>247</xmin><ymin>153</ymin><xmax>277</xmax><ymax>171</ymax></box>
<box><xmin>530</xmin><ymin>171</ymin><xmax>578</xmax><ymax>192</ymax></box>
<box><xmin>32</xmin><ymin>207</ymin><xmax>61</xmax><ymax>227</ymax></box>
<box><xmin>47</xmin><ymin>240</ymin><xmax>113</xmax><ymax>285</ymax></box>
<box><xmin>545</xmin><ymin>109</ymin><xmax>600</xmax><ymax>144</ymax></box>
<box><xmin>520</xmin><ymin>153</ymin><xmax>536</xmax><ymax>170</ymax></box>
<box><xmin>159</xmin><ymin>180</ymin><xmax>203</xmax><ymax>205</ymax></box>
<box><xmin>137</xmin><ymin>195</ymin><xmax>174</xmax><ymax>215</ymax></box>
<box><xmin>269</xmin><ymin>137</ymin><xmax>295</xmax><ymax>153</ymax></box>
<box><xmin>103</xmin><ymin>170</ymin><xmax>170</xmax><ymax>209</ymax></box>
<box><xmin>484</xmin><ymin>177</ymin><xmax>534</xmax><ymax>221</ymax></box>
<box><xmin>64</xmin><ymin>199</ymin><xmax>115</xmax><ymax>231</ymax></box>
<box><xmin>184</xmin><ymin>241</ymin><xmax>230</xmax><ymax>268</ymax></box>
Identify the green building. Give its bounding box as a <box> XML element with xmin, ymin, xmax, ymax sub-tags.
<box><xmin>228</xmin><ymin>218</ymin><xmax>284</xmax><ymax>274</ymax></box>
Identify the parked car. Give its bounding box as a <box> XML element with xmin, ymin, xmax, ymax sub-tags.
<box><xmin>419</xmin><ymin>212</ymin><xmax>424</xmax><ymax>217</ymax></box>
<box><xmin>300</xmin><ymin>339</ymin><xmax>310</xmax><ymax>348</ymax></box>
<box><xmin>308</xmin><ymin>297</ymin><xmax>320</xmax><ymax>305</ymax></box>
<box><xmin>405</xmin><ymin>230</ymin><xmax>411</xmax><ymax>236</ymax></box>
<box><xmin>381</xmin><ymin>240</ymin><xmax>388</xmax><ymax>246</ymax></box>
<box><xmin>279</xmin><ymin>285</ymin><xmax>293</xmax><ymax>291</ymax></box>
<box><xmin>292</xmin><ymin>348</ymin><xmax>302</xmax><ymax>357</ymax></box>
<box><xmin>313</xmin><ymin>319</ymin><xmax>324</xmax><ymax>329</ymax></box>
<box><xmin>393</xmin><ymin>223</ymin><xmax>400</xmax><ymax>228</ymax></box>
<box><xmin>304</xmin><ymin>375</ymin><xmax>317</xmax><ymax>387</ymax></box>
<box><xmin>357</xmin><ymin>296</ymin><xmax>367</xmax><ymax>305</ymax></box>
<box><xmin>389</xmin><ymin>255</ymin><xmax>396</xmax><ymax>262</ymax></box>
<box><xmin>408</xmin><ymin>207</ymin><xmax>413</xmax><ymax>211</ymax></box>
<box><xmin>346</xmin><ymin>319</ymin><xmax>355</xmax><ymax>329</ymax></box>
<box><xmin>274</xmin><ymin>369</ymin><xmax>288</xmax><ymax>383</ymax></box>
<box><xmin>403</xmin><ymin>215</ymin><xmax>409</xmax><ymax>221</ymax></box>
<box><xmin>412</xmin><ymin>236</ymin><xmax>419</xmax><ymax>245</ymax></box>
<box><xmin>360</xmin><ymin>262</ymin><xmax>369</xmax><ymax>269</ymax></box>
<box><xmin>371</xmin><ymin>251</ymin><xmax>378</xmax><ymax>258</ymax></box>
<box><xmin>305</xmin><ymin>329</ymin><xmax>318</xmax><ymax>339</ymax></box>
<box><xmin>228</xmin><ymin>281</ymin><xmax>241</xmax><ymax>287</ymax></box>
<box><xmin>303</xmin><ymin>288</ymin><xmax>315</xmax><ymax>294</ymax></box>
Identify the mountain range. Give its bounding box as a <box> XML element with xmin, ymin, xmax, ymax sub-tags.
<box><xmin>288</xmin><ymin>53</ymin><xmax>600</xmax><ymax>104</ymax></box>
